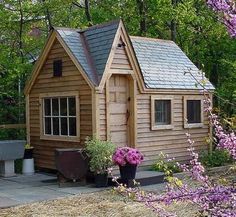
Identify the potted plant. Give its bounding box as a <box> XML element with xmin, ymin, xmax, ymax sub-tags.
<box><xmin>85</xmin><ymin>138</ymin><xmax>115</xmax><ymax>187</ymax></box>
<box><xmin>22</xmin><ymin>143</ymin><xmax>35</xmax><ymax>175</ymax></box>
<box><xmin>112</xmin><ymin>147</ymin><xmax>144</xmax><ymax>184</ymax></box>
<box><xmin>24</xmin><ymin>143</ymin><xmax>34</xmax><ymax>159</ymax></box>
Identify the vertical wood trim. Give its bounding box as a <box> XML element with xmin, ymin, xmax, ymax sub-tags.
<box><xmin>39</xmin><ymin>96</ymin><xmax>43</xmax><ymax>140</ymax></box>
<box><xmin>98</xmin><ymin>22</ymin><xmax>122</xmax><ymax>90</ymax></box>
<box><xmin>106</xmin><ymin>80</ymin><xmax>110</xmax><ymax>141</ymax></box>
<box><xmin>76</xmin><ymin>94</ymin><xmax>80</xmax><ymax>140</ymax></box>
<box><xmin>130</xmin><ymin>79</ymin><xmax>137</xmax><ymax>147</ymax></box>
<box><xmin>92</xmin><ymin>90</ymin><xmax>100</xmax><ymax>138</ymax></box>
<box><xmin>209</xmin><ymin>93</ymin><xmax>213</xmax><ymax>154</ymax></box>
<box><xmin>26</xmin><ymin>95</ymin><xmax>30</xmax><ymax>144</ymax></box>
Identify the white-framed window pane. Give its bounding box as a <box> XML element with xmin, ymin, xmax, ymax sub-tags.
<box><xmin>69</xmin><ymin>97</ymin><xmax>76</xmax><ymax>116</ymax></box>
<box><xmin>155</xmin><ymin>100</ymin><xmax>171</xmax><ymax>125</ymax></box>
<box><xmin>52</xmin><ymin>98</ymin><xmax>59</xmax><ymax>116</ymax></box>
<box><xmin>61</xmin><ymin>117</ymin><xmax>68</xmax><ymax>135</ymax></box>
<box><xmin>69</xmin><ymin>117</ymin><xmax>76</xmax><ymax>136</ymax></box>
<box><xmin>187</xmin><ymin>100</ymin><xmax>201</xmax><ymax>123</ymax></box>
<box><xmin>53</xmin><ymin>117</ymin><xmax>59</xmax><ymax>135</ymax></box>
<box><xmin>45</xmin><ymin>117</ymin><xmax>51</xmax><ymax>134</ymax></box>
<box><xmin>44</xmin><ymin>99</ymin><xmax>51</xmax><ymax>116</ymax></box>
<box><xmin>60</xmin><ymin>98</ymin><xmax>67</xmax><ymax>116</ymax></box>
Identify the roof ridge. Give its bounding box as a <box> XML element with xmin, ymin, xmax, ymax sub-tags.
<box><xmin>80</xmin><ymin>19</ymin><xmax>121</xmax><ymax>33</ymax></box>
<box><xmin>130</xmin><ymin>35</ymin><xmax>175</xmax><ymax>43</ymax></box>
<box><xmin>79</xmin><ymin>32</ymin><xmax>99</xmax><ymax>84</ymax></box>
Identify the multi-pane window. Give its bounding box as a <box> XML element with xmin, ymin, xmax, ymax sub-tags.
<box><xmin>187</xmin><ymin>100</ymin><xmax>201</xmax><ymax>123</ymax></box>
<box><xmin>43</xmin><ymin>97</ymin><xmax>77</xmax><ymax>137</ymax></box>
<box><xmin>154</xmin><ymin>100</ymin><xmax>171</xmax><ymax>125</ymax></box>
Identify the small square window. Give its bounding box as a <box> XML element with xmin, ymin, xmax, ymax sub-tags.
<box><xmin>151</xmin><ymin>96</ymin><xmax>173</xmax><ymax>130</ymax></box>
<box><xmin>187</xmin><ymin>100</ymin><xmax>201</xmax><ymax>123</ymax></box>
<box><xmin>155</xmin><ymin>100</ymin><xmax>171</xmax><ymax>125</ymax></box>
<box><xmin>184</xmin><ymin>97</ymin><xmax>203</xmax><ymax>128</ymax></box>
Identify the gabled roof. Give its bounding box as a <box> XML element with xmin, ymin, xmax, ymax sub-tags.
<box><xmin>56</xmin><ymin>20</ymin><xmax>120</xmax><ymax>85</ymax></box>
<box><xmin>55</xmin><ymin>20</ymin><xmax>214</xmax><ymax>90</ymax></box>
<box><xmin>26</xmin><ymin>19</ymin><xmax>214</xmax><ymax>92</ymax></box>
<box><xmin>131</xmin><ymin>36</ymin><xmax>214</xmax><ymax>90</ymax></box>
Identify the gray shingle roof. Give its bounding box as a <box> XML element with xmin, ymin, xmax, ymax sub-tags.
<box><xmin>56</xmin><ymin>28</ymin><xmax>98</xmax><ymax>85</ymax></box>
<box><xmin>131</xmin><ymin>36</ymin><xmax>214</xmax><ymax>90</ymax></box>
<box><xmin>56</xmin><ymin>20</ymin><xmax>119</xmax><ymax>85</ymax></box>
<box><xmin>83</xmin><ymin>21</ymin><xmax>119</xmax><ymax>80</ymax></box>
<box><xmin>55</xmin><ymin>20</ymin><xmax>214</xmax><ymax>90</ymax></box>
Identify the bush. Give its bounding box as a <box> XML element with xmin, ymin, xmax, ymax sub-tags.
<box><xmin>152</xmin><ymin>152</ymin><xmax>181</xmax><ymax>175</ymax></box>
<box><xmin>85</xmin><ymin>137</ymin><xmax>116</xmax><ymax>174</ymax></box>
<box><xmin>200</xmin><ymin>149</ymin><xmax>233</xmax><ymax>168</ymax></box>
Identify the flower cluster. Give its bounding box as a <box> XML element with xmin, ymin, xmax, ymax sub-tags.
<box><xmin>204</xmin><ymin>97</ymin><xmax>236</xmax><ymax>159</ymax></box>
<box><xmin>112</xmin><ymin>147</ymin><xmax>144</xmax><ymax>166</ymax></box>
<box><xmin>207</xmin><ymin>0</ymin><xmax>236</xmax><ymax>37</ymax></box>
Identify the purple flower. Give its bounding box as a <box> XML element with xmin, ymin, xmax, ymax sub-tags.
<box><xmin>112</xmin><ymin>147</ymin><xmax>144</xmax><ymax>166</ymax></box>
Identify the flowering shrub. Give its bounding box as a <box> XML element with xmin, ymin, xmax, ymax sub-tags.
<box><xmin>112</xmin><ymin>147</ymin><xmax>144</xmax><ymax>166</ymax></box>
<box><xmin>207</xmin><ymin>0</ymin><xmax>236</xmax><ymax>37</ymax></box>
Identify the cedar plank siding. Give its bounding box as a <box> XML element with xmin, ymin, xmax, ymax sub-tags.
<box><xmin>111</xmin><ymin>38</ymin><xmax>132</xmax><ymax>70</ymax></box>
<box><xmin>102</xmin><ymin>39</ymin><xmax>209</xmax><ymax>168</ymax></box>
<box><xmin>136</xmin><ymin>92</ymin><xmax>209</xmax><ymax>168</ymax></box>
<box><xmin>99</xmin><ymin>90</ymin><xmax>107</xmax><ymax>140</ymax></box>
<box><xmin>29</xmin><ymin>39</ymin><xmax>92</xmax><ymax>169</ymax></box>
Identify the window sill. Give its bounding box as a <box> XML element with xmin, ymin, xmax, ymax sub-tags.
<box><xmin>184</xmin><ymin>123</ymin><xmax>204</xmax><ymax>129</ymax></box>
<box><xmin>151</xmin><ymin>125</ymin><xmax>174</xmax><ymax>130</ymax></box>
<box><xmin>40</xmin><ymin>135</ymin><xmax>80</xmax><ymax>142</ymax></box>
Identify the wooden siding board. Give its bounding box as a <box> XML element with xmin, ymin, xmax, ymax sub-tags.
<box><xmin>136</xmin><ymin>91</ymin><xmax>209</xmax><ymax>166</ymax></box>
<box><xmin>29</xmin><ymin>39</ymin><xmax>92</xmax><ymax>169</ymax></box>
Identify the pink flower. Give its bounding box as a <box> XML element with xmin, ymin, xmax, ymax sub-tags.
<box><xmin>112</xmin><ymin>147</ymin><xmax>144</xmax><ymax>166</ymax></box>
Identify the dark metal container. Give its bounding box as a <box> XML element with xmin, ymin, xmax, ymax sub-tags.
<box><xmin>55</xmin><ymin>148</ymin><xmax>88</xmax><ymax>186</ymax></box>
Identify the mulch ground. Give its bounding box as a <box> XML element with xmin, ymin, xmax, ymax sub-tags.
<box><xmin>0</xmin><ymin>190</ymin><xmax>199</xmax><ymax>217</ymax></box>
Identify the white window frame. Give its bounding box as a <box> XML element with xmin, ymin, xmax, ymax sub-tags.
<box><xmin>183</xmin><ymin>96</ymin><xmax>204</xmax><ymax>129</ymax></box>
<box><xmin>151</xmin><ymin>95</ymin><xmax>174</xmax><ymax>130</ymax></box>
<box><xmin>39</xmin><ymin>92</ymin><xmax>80</xmax><ymax>142</ymax></box>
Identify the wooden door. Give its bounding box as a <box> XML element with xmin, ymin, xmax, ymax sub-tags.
<box><xmin>109</xmin><ymin>74</ymin><xmax>130</xmax><ymax>147</ymax></box>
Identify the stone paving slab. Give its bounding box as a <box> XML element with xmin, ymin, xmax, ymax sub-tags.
<box><xmin>0</xmin><ymin>172</ymin><xmax>166</xmax><ymax>209</ymax></box>
<box><xmin>0</xmin><ymin>197</ymin><xmax>20</xmax><ymax>208</ymax></box>
<box><xmin>0</xmin><ymin>173</ymin><xmax>108</xmax><ymax>209</ymax></box>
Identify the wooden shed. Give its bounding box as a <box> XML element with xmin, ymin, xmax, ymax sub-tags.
<box><xmin>24</xmin><ymin>19</ymin><xmax>214</xmax><ymax>169</ymax></box>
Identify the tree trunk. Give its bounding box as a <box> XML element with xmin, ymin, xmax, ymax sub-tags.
<box><xmin>136</xmin><ymin>0</ymin><xmax>147</xmax><ymax>36</ymax></box>
<box><xmin>171</xmin><ymin>0</ymin><xmax>177</xmax><ymax>41</ymax></box>
<box><xmin>85</xmin><ymin>0</ymin><xmax>92</xmax><ymax>26</ymax></box>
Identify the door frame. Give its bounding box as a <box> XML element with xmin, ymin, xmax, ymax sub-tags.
<box><xmin>105</xmin><ymin>72</ymin><xmax>137</xmax><ymax>147</ymax></box>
